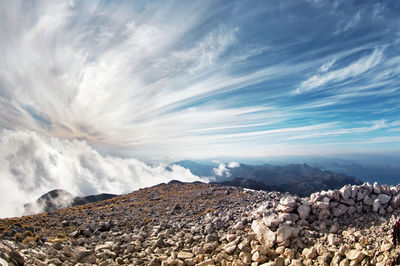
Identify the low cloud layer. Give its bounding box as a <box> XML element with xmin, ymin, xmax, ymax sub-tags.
<box><xmin>213</xmin><ymin>160</ymin><xmax>239</xmax><ymax>178</ymax></box>
<box><xmin>0</xmin><ymin>129</ymin><xmax>204</xmax><ymax>218</ymax></box>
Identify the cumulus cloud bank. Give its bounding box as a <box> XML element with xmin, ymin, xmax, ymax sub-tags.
<box><xmin>213</xmin><ymin>161</ymin><xmax>239</xmax><ymax>177</ymax></box>
<box><xmin>0</xmin><ymin>129</ymin><xmax>204</xmax><ymax>218</ymax></box>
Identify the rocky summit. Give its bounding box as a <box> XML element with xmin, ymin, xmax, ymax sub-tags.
<box><xmin>1</xmin><ymin>181</ymin><xmax>400</xmax><ymax>265</ymax></box>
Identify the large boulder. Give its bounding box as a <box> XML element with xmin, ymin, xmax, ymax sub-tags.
<box><xmin>373</xmin><ymin>199</ymin><xmax>381</xmax><ymax>212</ymax></box>
<box><xmin>332</xmin><ymin>204</ymin><xmax>347</xmax><ymax>217</ymax></box>
<box><xmin>390</xmin><ymin>194</ymin><xmax>400</xmax><ymax>209</ymax></box>
<box><xmin>297</xmin><ymin>205</ymin><xmax>311</xmax><ymax>220</ymax></box>
<box><xmin>262</xmin><ymin>213</ymin><xmax>283</xmax><ymax>228</ymax></box>
<box><xmin>340</xmin><ymin>185</ymin><xmax>352</xmax><ymax>200</ymax></box>
<box><xmin>251</xmin><ymin>220</ymin><xmax>276</xmax><ymax>248</ymax></box>
<box><xmin>363</xmin><ymin>195</ymin><xmax>373</xmax><ymax>206</ymax></box>
<box><xmin>276</xmin><ymin>223</ymin><xmax>299</xmax><ymax>243</ymax></box>
<box><xmin>378</xmin><ymin>194</ymin><xmax>391</xmax><ymax>205</ymax></box>
<box><xmin>276</xmin><ymin>196</ymin><xmax>298</xmax><ymax>212</ymax></box>
<box><xmin>346</xmin><ymin>250</ymin><xmax>364</xmax><ymax>263</ymax></box>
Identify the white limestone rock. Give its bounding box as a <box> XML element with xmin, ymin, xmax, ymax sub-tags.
<box><xmin>95</xmin><ymin>242</ymin><xmax>114</xmax><ymax>252</ymax></box>
<box><xmin>252</xmin><ymin>251</ymin><xmax>266</xmax><ymax>263</ymax></box>
<box><xmin>340</xmin><ymin>185</ymin><xmax>352</xmax><ymax>200</ymax></box>
<box><xmin>177</xmin><ymin>251</ymin><xmax>194</xmax><ymax>260</ymax></box>
<box><xmin>318</xmin><ymin>208</ymin><xmax>331</xmax><ymax>220</ymax></box>
<box><xmin>276</xmin><ymin>223</ymin><xmax>300</xmax><ymax>243</ymax></box>
<box><xmin>302</xmin><ymin>247</ymin><xmax>317</xmax><ymax>259</ymax></box>
<box><xmin>373</xmin><ymin>182</ymin><xmax>382</xmax><ymax>194</ymax></box>
<box><xmin>276</xmin><ymin>196</ymin><xmax>298</xmax><ymax>212</ymax></box>
<box><xmin>379</xmin><ymin>206</ymin><xmax>386</xmax><ymax>215</ymax></box>
<box><xmin>332</xmin><ymin>204</ymin><xmax>347</xmax><ymax>217</ymax></box>
<box><xmin>280</xmin><ymin>196</ymin><xmax>298</xmax><ymax>207</ymax></box>
<box><xmin>373</xmin><ymin>199</ymin><xmax>380</xmax><ymax>212</ymax></box>
<box><xmin>390</xmin><ymin>194</ymin><xmax>400</xmax><ymax>209</ymax></box>
<box><xmin>378</xmin><ymin>194</ymin><xmax>391</xmax><ymax>205</ymax></box>
<box><xmin>346</xmin><ymin>249</ymin><xmax>364</xmax><ymax>263</ymax></box>
<box><xmin>328</xmin><ymin>234</ymin><xmax>341</xmax><ymax>246</ymax></box>
<box><xmin>297</xmin><ymin>204</ymin><xmax>311</xmax><ymax>220</ymax></box>
<box><xmin>351</xmin><ymin>186</ymin><xmax>358</xmax><ymax>199</ymax></box>
<box><xmin>316</xmin><ymin>197</ymin><xmax>330</xmax><ymax>209</ymax></box>
<box><xmin>347</xmin><ymin>206</ymin><xmax>357</xmax><ymax>215</ymax></box>
<box><xmin>278</xmin><ymin>212</ymin><xmax>299</xmax><ymax>223</ymax></box>
<box><xmin>224</xmin><ymin>242</ymin><xmax>237</xmax><ymax>254</ymax></box>
<box><xmin>251</xmin><ymin>219</ymin><xmax>276</xmax><ymax>248</ymax></box>
<box><xmin>356</xmin><ymin>191</ymin><xmax>365</xmax><ymax>201</ymax></box>
<box><xmin>262</xmin><ymin>213</ymin><xmax>283</xmax><ymax>228</ymax></box>
<box><xmin>363</xmin><ymin>195</ymin><xmax>373</xmax><ymax>206</ymax></box>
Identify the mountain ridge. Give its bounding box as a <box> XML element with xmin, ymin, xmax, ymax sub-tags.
<box><xmin>1</xmin><ymin>181</ymin><xmax>400</xmax><ymax>265</ymax></box>
<box><xmin>23</xmin><ymin>189</ymin><xmax>118</xmax><ymax>215</ymax></box>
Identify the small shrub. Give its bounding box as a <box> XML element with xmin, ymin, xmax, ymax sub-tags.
<box><xmin>23</xmin><ymin>231</ymin><xmax>33</xmax><ymax>237</ymax></box>
<box><xmin>143</xmin><ymin>218</ymin><xmax>152</xmax><ymax>225</ymax></box>
<box><xmin>56</xmin><ymin>233</ymin><xmax>66</xmax><ymax>239</ymax></box>
<box><xmin>14</xmin><ymin>233</ymin><xmax>24</xmax><ymax>242</ymax></box>
<box><xmin>201</xmin><ymin>208</ymin><xmax>219</xmax><ymax>215</ymax></box>
<box><xmin>22</xmin><ymin>236</ymin><xmax>36</xmax><ymax>245</ymax></box>
<box><xmin>48</xmin><ymin>236</ymin><xmax>68</xmax><ymax>243</ymax></box>
<box><xmin>0</xmin><ymin>224</ymin><xmax>8</xmax><ymax>231</ymax></box>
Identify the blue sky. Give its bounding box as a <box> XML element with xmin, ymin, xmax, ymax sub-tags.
<box><xmin>0</xmin><ymin>0</ymin><xmax>399</xmax><ymax>159</ymax></box>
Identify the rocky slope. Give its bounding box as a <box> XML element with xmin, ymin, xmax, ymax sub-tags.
<box><xmin>0</xmin><ymin>181</ymin><xmax>400</xmax><ymax>265</ymax></box>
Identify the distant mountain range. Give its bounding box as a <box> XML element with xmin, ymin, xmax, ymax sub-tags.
<box><xmin>24</xmin><ymin>189</ymin><xmax>117</xmax><ymax>215</ymax></box>
<box><xmin>174</xmin><ymin>161</ymin><xmax>362</xmax><ymax>197</ymax></box>
<box><xmin>24</xmin><ymin>162</ymin><xmax>362</xmax><ymax>214</ymax></box>
<box><xmin>174</xmin><ymin>160</ymin><xmax>216</xmax><ymax>177</ymax></box>
<box><xmin>176</xmin><ymin>154</ymin><xmax>400</xmax><ymax>186</ymax></box>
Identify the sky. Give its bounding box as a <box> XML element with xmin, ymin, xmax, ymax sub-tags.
<box><xmin>0</xmin><ymin>0</ymin><xmax>400</xmax><ymax>158</ymax></box>
<box><xmin>0</xmin><ymin>0</ymin><xmax>400</xmax><ymax>217</ymax></box>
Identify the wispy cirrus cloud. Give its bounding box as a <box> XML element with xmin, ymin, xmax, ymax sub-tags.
<box><xmin>285</xmin><ymin>120</ymin><xmax>389</xmax><ymax>140</ymax></box>
<box><xmin>319</xmin><ymin>57</ymin><xmax>336</xmax><ymax>72</ymax></box>
<box><xmin>0</xmin><ymin>0</ymin><xmax>399</xmax><ymax>160</ymax></box>
<box><xmin>335</xmin><ymin>11</ymin><xmax>362</xmax><ymax>34</ymax></box>
<box><xmin>294</xmin><ymin>49</ymin><xmax>384</xmax><ymax>95</ymax></box>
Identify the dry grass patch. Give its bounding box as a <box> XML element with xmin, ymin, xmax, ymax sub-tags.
<box><xmin>22</xmin><ymin>234</ymin><xmax>41</xmax><ymax>245</ymax></box>
<box><xmin>48</xmin><ymin>233</ymin><xmax>68</xmax><ymax>243</ymax></box>
<box><xmin>201</xmin><ymin>208</ymin><xmax>219</xmax><ymax>215</ymax></box>
<box><xmin>23</xmin><ymin>230</ymin><xmax>33</xmax><ymax>237</ymax></box>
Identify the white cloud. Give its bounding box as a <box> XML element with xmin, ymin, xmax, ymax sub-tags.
<box><xmin>214</xmin><ymin>164</ymin><xmax>227</xmax><ymax>177</ymax></box>
<box><xmin>0</xmin><ymin>129</ymin><xmax>205</xmax><ymax>218</ymax></box>
<box><xmin>0</xmin><ymin>0</ymin><xmax>280</xmax><ymax>156</ymax></box>
<box><xmin>0</xmin><ymin>1</ymin><xmax>398</xmax><ymax>162</ymax></box>
<box><xmin>334</xmin><ymin>10</ymin><xmax>362</xmax><ymax>35</ymax></box>
<box><xmin>212</xmin><ymin>161</ymin><xmax>239</xmax><ymax>177</ymax></box>
<box><xmin>285</xmin><ymin>120</ymin><xmax>388</xmax><ymax>140</ymax></box>
<box><xmin>213</xmin><ymin>161</ymin><xmax>230</xmax><ymax>177</ymax></box>
<box><xmin>228</xmin><ymin>161</ymin><xmax>240</xmax><ymax>168</ymax></box>
<box><xmin>342</xmin><ymin>11</ymin><xmax>361</xmax><ymax>32</ymax></box>
<box><xmin>319</xmin><ymin>57</ymin><xmax>336</xmax><ymax>72</ymax></box>
<box><xmin>372</xmin><ymin>3</ymin><xmax>386</xmax><ymax>20</ymax></box>
<box><xmin>295</xmin><ymin>49</ymin><xmax>383</xmax><ymax>94</ymax></box>
<box><xmin>166</xmin><ymin>26</ymin><xmax>238</xmax><ymax>74</ymax></box>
